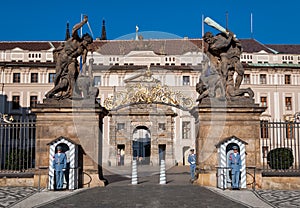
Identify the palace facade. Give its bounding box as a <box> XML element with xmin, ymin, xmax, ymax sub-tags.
<box><xmin>1</xmin><ymin>35</ymin><xmax>300</xmax><ymax>168</ymax></box>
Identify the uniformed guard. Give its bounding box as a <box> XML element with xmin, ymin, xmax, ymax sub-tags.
<box><xmin>188</xmin><ymin>149</ymin><xmax>196</xmax><ymax>183</ymax></box>
<box><xmin>53</xmin><ymin>146</ymin><xmax>67</xmax><ymax>190</ymax></box>
<box><xmin>229</xmin><ymin>146</ymin><xmax>241</xmax><ymax>190</ymax></box>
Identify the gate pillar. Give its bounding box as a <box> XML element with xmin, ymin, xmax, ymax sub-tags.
<box><xmin>32</xmin><ymin>99</ymin><xmax>108</xmax><ymax>189</ymax></box>
<box><xmin>192</xmin><ymin>99</ymin><xmax>266</xmax><ymax>188</ymax></box>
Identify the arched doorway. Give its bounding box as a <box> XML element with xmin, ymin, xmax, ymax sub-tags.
<box><xmin>132</xmin><ymin>126</ymin><xmax>151</xmax><ymax>165</ymax></box>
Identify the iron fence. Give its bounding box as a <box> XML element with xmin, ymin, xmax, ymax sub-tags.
<box><xmin>261</xmin><ymin>120</ymin><xmax>300</xmax><ymax>176</ymax></box>
<box><xmin>0</xmin><ymin>118</ymin><xmax>36</xmax><ymax>173</ymax></box>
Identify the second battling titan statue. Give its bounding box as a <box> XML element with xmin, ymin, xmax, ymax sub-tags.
<box><xmin>196</xmin><ymin>17</ymin><xmax>254</xmax><ymax>103</ymax></box>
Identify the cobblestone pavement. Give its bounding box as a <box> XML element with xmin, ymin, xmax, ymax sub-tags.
<box><xmin>0</xmin><ymin>187</ymin><xmax>37</xmax><ymax>208</ymax></box>
<box><xmin>3</xmin><ymin>185</ymin><xmax>299</xmax><ymax>208</ymax></box>
<box><xmin>255</xmin><ymin>190</ymin><xmax>300</xmax><ymax>208</ymax></box>
<box><xmin>1</xmin><ymin>166</ymin><xmax>300</xmax><ymax>208</ymax></box>
<box><xmin>37</xmin><ymin>185</ymin><xmax>248</xmax><ymax>208</ymax></box>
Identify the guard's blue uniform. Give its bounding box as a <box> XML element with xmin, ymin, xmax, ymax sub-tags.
<box><xmin>53</xmin><ymin>152</ymin><xmax>67</xmax><ymax>189</ymax></box>
<box><xmin>188</xmin><ymin>153</ymin><xmax>196</xmax><ymax>180</ymax></box>
<box><xmin>229</xmin><ymin>152</ymin><xmax>241</xmax><ymax>189</ymax></box>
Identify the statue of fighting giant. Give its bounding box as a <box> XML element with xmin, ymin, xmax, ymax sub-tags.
<box><xmin>196</xmin><ymin>17</ymin><xmax>253</xmax><ymax>103</ymax></box>
<box><xmin>46</xmin><ymin>15</ymin><xmax>98</xmax><ymax>100</ymax></box>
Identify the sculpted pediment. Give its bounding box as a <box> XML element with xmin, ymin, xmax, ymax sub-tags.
<box><xmin>124</xmin><ymin>67</ymin><xmax>161</xmax><ymax>84</ymax></box>
<box><xmin>11</xmin><ymin>47</ymin><xmax>23</xmax><ymax>52</ymax></box>
<box><xmin>257</xmin><ymin>50</ymin><xmax>268</xmax><ymax>54</ymax></box>
<box><xmin>126</xmin><ymin>50</ymin><xmax>159</xmax><ymax>57</ymax></box>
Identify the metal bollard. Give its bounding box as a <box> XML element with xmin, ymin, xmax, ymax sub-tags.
<box><xmin>159</xmin><ymin>160</ymin><xmax>166</xmax><ymax>184</ymax></box>
<box><xmin>131</xmin><ymin>159</ymin><xmax>138</xmax><ymax>185</ymax></box>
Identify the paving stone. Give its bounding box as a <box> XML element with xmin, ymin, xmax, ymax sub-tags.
<box><xmin>255</xmin><ymin>190</ymin><xmax>300</xmax><ymax>208</ymax></box>
<box><xmin>0</xmin><ymin>187</ymin><xmax>37</xmax><ymax>208</ymax></box>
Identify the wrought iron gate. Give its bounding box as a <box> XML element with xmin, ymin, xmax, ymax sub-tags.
<box><xmin>261</xmin><ymin>120</ymin><xmax>300</xmax><ymax>176</ymax></box>
<box><xmin>0</xmin><ymin>117</ymin><xmax>36</xmax><ymax>173</ymax></box>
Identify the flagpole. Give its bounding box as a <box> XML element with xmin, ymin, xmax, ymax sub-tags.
<box><xmin>202</xmin><ymin>14</ymin><xmax>204</xmax><ymax>38</ymax></box>
<box><xmin>80</xmin><ymin>14</ymin><xmax>83</xmax><ymax>72</ymax></box>
<box><xmin>202</xmin><ymin>14</ymin><xmax>205</xmax><ymax>60</ymax></box>
<box><xmin>226</xmin><ymin>11</ymin><xmax>228</xmax><ymax>31</ymax></box>
<box><xmin>250</xmin><ymin>13</ymin><xmax>253</xmax><ymax>39</ymax></box>
<box><xmin>80</xmin><ymin>14</ymin><xmax>83</xmax><ymax>38</ymax></box>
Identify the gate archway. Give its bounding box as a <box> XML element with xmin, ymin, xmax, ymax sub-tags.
<box><xmin>132</xmin><ymin>126</ymin><xmax>151</xmax><ymax>165</ymax></box>
<box><xmin>103</xmin><ymin>66</ymin><xmax>197</xmax><ymax>168</ymax></box>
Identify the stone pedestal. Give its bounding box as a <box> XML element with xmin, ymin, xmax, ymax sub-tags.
<box><xmin>192</xmin><ymin>98</ymin><xmax>266</xmax><ymax>187</ymax></box>
<box><xmin>32</xmin><ymin>99</ymin><xmax>108</xmax><ymax>189</ymax></box>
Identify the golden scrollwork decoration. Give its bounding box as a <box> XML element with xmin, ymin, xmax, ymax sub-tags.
<box><xmin>104</xmin><ymin>83</ymin><xmax>194</xmax><ymax>111</ymax></box>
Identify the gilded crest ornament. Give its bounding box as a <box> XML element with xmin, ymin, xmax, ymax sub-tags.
<box><xmin>104</xmin><ymin>67</ymin><xmax>194</xmax><ymax>110</ymax></box>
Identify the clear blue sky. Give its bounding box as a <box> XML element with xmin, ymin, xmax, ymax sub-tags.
<box><xmin>1</xmin><ymin>0</ymin><xmax>300</xmax><ymax>44</ymax></box>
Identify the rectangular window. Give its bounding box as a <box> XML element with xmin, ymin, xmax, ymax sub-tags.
<box><xmin>260</xmin><ymin>74</ymin><xmax>267</xmax><ymax>84</ymax></box>
<box><xmin>12</xmin><ymin>96</ymin><xmax>20</xmax><ymax>109</ymax></box>
<box><xmin>13</xmin><ymin>73</ymin><xmax>21</xmax><ymax>83</ymax></box>
<box><xmin>48</xmin><ymin>73</ymin><xmax>56</xmax><ymax>83</ymax></box>
<box><xmin>286</xmin><ymin>122</ymin><xmax>295</xmax><ymax>139</ymax></box>
<box><xmin>260</xmin><ymin>96</ymin><xmax>267</xmax><ymax>107</ymax></box>
<box><xmin>31</xmin><ymin>73</ymin><xmax>38</xmax><ymax>83</ymax></box>
<box><xmin>244</xmin><ymin>74</ymin><xmax>250</xmax><ymax>84</ymax></box>
<box><xmin>158</xmin><ymin>123</ymin><xmax>166</xmax><ymax>131</ymax></box>
<box><xmin>93</xmin><ymin>76</ymin><xmax>101</xmax><ymax>86</ymax></box>
<box><xmin>182</xmin><ymin>121</ymin><xmax>191</xmax><ymax>139</ymax></box>
<box><xmin>262</xmin><ymin>146</ymin><xmax>268</xmax><ymax>158</ymax></box>
<box><xmin>260</xmin><ymin>120</ymin><xmax>269</xmax><ymax>138</ymax></box>
<box><xmin>183</xmin><ymin>76</ymin><xmax>190</xmax><ymax>86</ymax></box>
<box><xmin>30</xmin><ymin>96</ymin><xmax>38</xmax><ymax>107</ymax></box>
<box><xmin>285</xmin><ymin>75</ymin><xmax>291</xmax><ymax>84</ymax></box>
<box><xmin>285</xmin><ymin>97</ymin><xmax>292</xmax><ymax>110</ymax></box>
<box><xmin>117</xmin><ymin>123</ymin><xmax>125</xmax><ymax>130</ymax></box>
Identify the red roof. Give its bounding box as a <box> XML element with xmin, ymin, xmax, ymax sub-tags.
<box><xmin>265</xmin><ymin>44</ymin><xmax>300</xmax><ymax>54</ymax></box>
<box><xmin>0</xmin><ymin>42</ymin><xmax>54</xmax><ymax>51</ymax></box>
<box><xmin>92</xmin><ymin>39</ymin><xmax>203</xmax><ymax>55</ymax></box>
<box><xmin>0</xmin><ymin>39</ymin><xmax>298</xmax><ymax>55</ymax></box>
<box><xmin>239</xmin><ymin>39</ymin><xmax>275</xmax><ymax>53</ymax></box>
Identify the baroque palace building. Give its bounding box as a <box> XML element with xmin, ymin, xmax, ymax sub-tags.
<box><xmin>1</xmin><ymin>32</ymin><xmax>300</xmax><ymax>168</ymax></box>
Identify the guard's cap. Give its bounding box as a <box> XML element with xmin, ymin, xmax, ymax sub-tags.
<box><xmin>57</xmin><ymin>146</ymin><xmax>62</xmax><ymax>150</ymax></box>
<box><xmin>232</xmin><ymin>146</ymin><xmax>238</xmax><ymax>150</ymax></box>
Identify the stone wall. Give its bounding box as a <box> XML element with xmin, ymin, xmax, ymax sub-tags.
<box><xmin>0</xmin><ymin>178</ymin><xmax>34</xmax><ymax>187</ymax></box>
<box><xmin>254</xmin><ymin>174</ymin><xmax>300</xmax><ymax>190</ymax></box>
